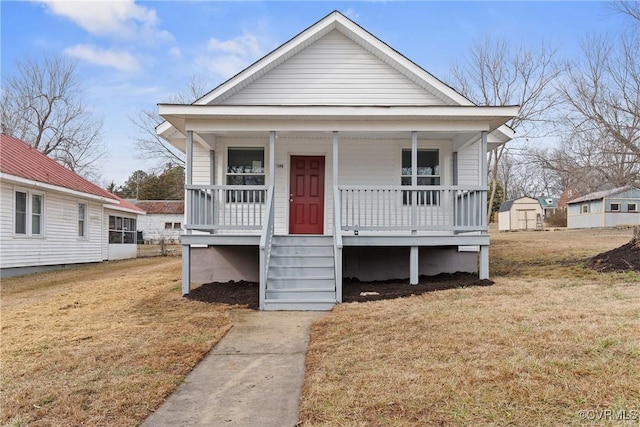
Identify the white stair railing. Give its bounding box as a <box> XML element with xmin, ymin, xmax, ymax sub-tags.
<box><xmin>259</xmin><ymin>187</ymin><xmax>275</xmax><ymax>310</ymax></box>
<box><xmin>332</xmin><ymin>184</ymin><xmax>343</xmax><ymax>303</ymax></box>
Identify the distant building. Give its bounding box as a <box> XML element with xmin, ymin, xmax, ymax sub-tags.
<box><xmin>498</xmin><ymin>196</ymin><xmax>544</xmax><ymax>231</ymax></box>
<box><xmin>132</xmin><ymin>200</ymin><xmax>184</xmax><ymax>243</ymax></box>
<box><xmin>0</xmin><ymin>134</ymin><xmax>145</xmax><ymax>278</ymax></box>
<box><xmin>537</xmin><ymin>196</ymin><xmax>559</xmax><ymax>219</ymax></box>
<box><xmin>567</xmin><ymin>186</ymin><xmax>640</xmax><ymax>229</ymax></box>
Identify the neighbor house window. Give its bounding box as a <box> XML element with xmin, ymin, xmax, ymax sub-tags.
<box><xmin>401</xmin><ymin>149</ymin><xmax>440</xmax><ymax>205</ymax></box>
<box><xmin>173</xmin><ymin>222</ymin><xmax>181</xmax><ymax>229</ymax></box>
<box><xmin>15</xmin><ymin>190</ymin><xmax>43</xmax><ymax>236</ymax></box>
<box><xmin>109</xmin><ymin>215</ymin><xmax>136</xmax><ymax>244</ymax></box>
<box><xmin>610</xmin><ymin>203</ymin><xmax>620</xmax><ymax>212</ymax></box>
<box><xmin>164</xmin><ymin>222</ymin><xmax>172</xmax><ymax>229</ymax></box>
<box><xmin>581</xmin><ymin>204</ymin><xmax>589</xmax><ymax>214</ymax></box>
<box><xmin>628</xmin><ymin>203</ymin><xmax>637</xmax><ymax>212</ymax></box>
<box><xmin>226</xmin><ymin>148</ymin><xmax>265</xmax><ymax>202</ymax></box>
<box><xmin>78</xmin><ymin>203</ymin><xmax>87</xmax><ymax>237</ymax></box>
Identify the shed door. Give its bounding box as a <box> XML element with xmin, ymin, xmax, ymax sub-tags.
<box><xmin>516</xmin><ymin>209</ymin><xmax>536</xmax><ymax>230</ymax></box>
<box><xmin>289</xmin><ymin>156</ymin><xmax>325</xmax><ymax>234</ymax></box>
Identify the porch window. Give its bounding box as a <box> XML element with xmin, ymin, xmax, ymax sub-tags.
<box><xmin>401</xmin><ymin>149</ymin><xmax>440</xmax><ymax>205</ymax></box>
<box><xmin>109</xmin><ymin>215</ymin><xmax>137</xmax><ymax>244</ymax></box>
<box><xmin>226</xmin><ymin>148</ymin><xmax>265</xmax><ymax>202</ymax></box>
<box><xmin>581</xmin><ymin>204</ymin><xmax>589</xmax><ymax>214</ymax></box>
<box><xmin>15</xmin><ymin>190</ymin><xmax>43</xmax><ymax>236</ymax></box>
<box><xmin>628</xmin><ymin>203</ymin><xmax>637</xmax><ymax>212</ymax></box>
<box><xmin>610</xmin><ymin>203</ymin><xmax>620</xmax><ymax>212</ymax></box>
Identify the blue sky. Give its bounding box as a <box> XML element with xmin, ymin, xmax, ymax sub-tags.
<box><xmin>0</xmin><ymin>1</ymin><xmax>628</xmax><ymax>186</ymax></box>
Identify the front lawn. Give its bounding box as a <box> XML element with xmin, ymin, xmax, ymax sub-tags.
<box><xmin>1</xmin><ymin>257</ymin><xmax>232</xmax><ymax>426</ymax></box>
<box><xmin>300</xmin><ymin>228</ymin><xmax>640</xmax><ymax>426</ymax></box>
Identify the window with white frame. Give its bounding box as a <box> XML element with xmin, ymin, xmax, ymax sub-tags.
<box><xmin>581</xmin><ymin>204</ymin><xmax>589</xmax><ymax>214</ymax></box>
<box><xmin>628</xmin><ymin>203</ymin><xmax>637</xmax><ymax>212</ymax></box>
<box><xmin>226</xmin><ymin>148</ymin><xmax>265</xmax><ymax>202</ymax></box>
<box><xmin>401</xmin><ymin>149</ymin><xmax>440</xmax><ymax>205</ymax></box>
<box><xmin>108</xmin><ymin>215</ymin><xmax>137</xmax><ymax>244</ymax></box>
<box><xmin>164</xmin><ymin>222</ymin><xmax>172</xmax><ymax>229</ymax></box>
<box><xmin>78</xmin><ymin>203</ymin><xmax>87</xmax><ymax>237</ymax></box>
<box><xmin>610</xmin><ymin>202</ymin><xmax>620</xmax><ymax>212</ymax></box>
<box><xmin>15</xmin><ymin>190</ymin><xmax>43</xmax><ymax>236</ymax></box>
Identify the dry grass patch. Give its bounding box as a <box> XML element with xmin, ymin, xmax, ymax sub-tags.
<box><xmin>300</xmin><ymin>228</ymin><xmax>640</xmax><ymax>426</ymax></box>
<box><xmin>1</xmin><ymin>257</ymin><xmax>232</xmax><ymax>427</ymax></box>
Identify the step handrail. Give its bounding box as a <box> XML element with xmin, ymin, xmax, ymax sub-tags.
<box><xmin>259</xmin><ymin>187</ymin><xmax>275</xmax><ymax>310</ymax></box>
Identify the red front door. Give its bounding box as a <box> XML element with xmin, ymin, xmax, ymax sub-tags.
<box><xmin>289</xmin><ymin>156</ymin><xmax>325</xmax><ymax>234</ymax></box>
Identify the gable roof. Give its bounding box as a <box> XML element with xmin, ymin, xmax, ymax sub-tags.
<box><xmin>158</xmin><ymin>11</ymin><xmax>516</xmax><ymax>145</ymax></box>
<box><xmin>498</xmin><ymin>196</ymin><xmax>539</xmax><ymax>213</ymax></box>
<box><xmin>132</xmin><ymin>200</ymin><xmax>184</xmax><ymax>215</ymax></box>
<box><xmin>196</xmin><ymin>11</ymin><xmax>470</xmax><ymax>107</ymax></box>
<box><xmin>0</xmin><ymin>133</ymin><xmax>144</xmax><ymax>214</ymax></box>
<box><xmin>568</xmin><ymin>186</ymin><xmax>640</xmax><ymax>204</ymax></box>
<box><xmin>537</xmin><ymin>196</ymin><xmax>559</xmax><ymax>209</ymax></box>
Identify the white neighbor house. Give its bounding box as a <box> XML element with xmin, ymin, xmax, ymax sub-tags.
<box><xmin>0</xmin><ymin>134</ymin><xmax>145</xmax><ymax>278</ymax></box>
<box><xmin>567</xmin><ymin>186</ymin><xmax>640</xmax><ymax>229</ymax></box>
<box><xmin>157</xmin><ymin>11</ymin><xmax>519</xmax><ymax>310</ymax></box>
<box><xmin>133</xmin><ymin>200</ymin><xmax>184</xmax><ymax>243</ymax></box>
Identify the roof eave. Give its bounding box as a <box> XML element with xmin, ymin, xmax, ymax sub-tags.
<box><xmin>1</xmin><ymin>172</ymin><xmax>120</xmax><ymax>204</ymax></box>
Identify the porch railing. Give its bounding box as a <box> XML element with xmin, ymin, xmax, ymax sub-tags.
<box><xmin>184</xmin><ymin>184</ymin><xmax>487</xmax><ymax>234</ymax></box>
<box><xmin>185</xmin><ymin>185</ymin><xmax>267</xmax><ymax>231</ymax></box>
<box><xmin>339</xmin><ymin>185</ymin><xmax>487</xmax><ymax>232</ymax></box>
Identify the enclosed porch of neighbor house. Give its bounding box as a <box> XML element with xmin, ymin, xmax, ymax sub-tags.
<box><xmin>159</xmin><ymin>104</ymin><xmax>516</xmax><ymax>310</ymax></box>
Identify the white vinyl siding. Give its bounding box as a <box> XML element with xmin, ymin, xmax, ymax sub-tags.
<box><xmin>212</xmin><ymin>135</ymin><xmax>456</xmax><ymax>235</ymax></box>
<box><xmin>455</xmin><ymin>141</ymin><xmax>481</xmax><ymax>186</ymax></box>
<box><xmin>221</xmin><ymin>30</ymin><xmax>443</xmax><ymax>106</ymax></box>
<box><xmin>192</xmin><ymin>142</ymin><xmax>212</xmax><ymax>185</ymax></box>
<box><xmin>1</xmin><ymin>182</ymin><xmax>105</xmax><ymax>269</ymax></box>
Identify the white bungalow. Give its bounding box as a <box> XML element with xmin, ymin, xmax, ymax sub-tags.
<box><xmin>0</xmin><ymin>134</ymin><xmax>145</xmax><ymax>278</ymax></box>
<box><xmin>158</xmin><ymin>11</ymin><xmax>518</xmax><ymax>310</ymax></box>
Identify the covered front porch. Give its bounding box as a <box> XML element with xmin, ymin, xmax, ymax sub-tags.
<box><xmin>158</xmin><ymin>105</ymin><xmax>516</xmax><ymax>309</ymax></box>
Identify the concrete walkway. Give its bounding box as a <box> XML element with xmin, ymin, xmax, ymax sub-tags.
<box><xmin>142</xmin><ymin>310</ymin><xmax>325</xmax><ymax>427</ymax></box>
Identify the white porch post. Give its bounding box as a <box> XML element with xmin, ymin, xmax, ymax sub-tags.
<box><xmin>182</xmin><ymin>130</ymin><xmax>194</xmax><ymax>295</ymax></box>
<box><xmin>479</xmin><ymin>130</ymin><xmax>489</xmax><ymax>280</ymax></box>
<box><xmin>333</xmin><ymin>131</ymin><xmax>343</xmax><ymax>302</ymax></box>
<box><xmin>410</xmin><ymin>131</ymin><xmax>419</xmax><ymax>285</ymax></box>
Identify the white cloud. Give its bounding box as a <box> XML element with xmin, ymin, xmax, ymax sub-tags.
<box><xmin>343</xmin><ymin>8</ymin><xmax>360</xmax><ymax>21</ymax></box>
<box><xmin>208</xmin><ymin>33</ymin><xmax>263</xmax><ymax>58</ymax></box>
<box><xmin>64</xmin><ymin>44</ymin><xmax>141</xmax><ymax>72</ymax></box>
<box><xmin>169</xmin><ymin>46</ymin><xmax>182</xmax><ymax>58</ymax></box>
<box><xmin>196</xmin><ymin>32</ymin><xmax>270</xmax><ymax>80</ymax></box>
<box><xmin>38</xmin><ymin>0</ymin><xmax>173</xmax><ymax>43</ymax></box>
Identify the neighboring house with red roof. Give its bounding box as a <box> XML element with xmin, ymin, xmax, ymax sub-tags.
<box><xmin>0</xmin><ymin>133</ymin><xmax>145</xmax><ymax>277</ymax></box>
<box><xmin>131</xmin><ymin>200</ymin><xmax>184</xmax><ymax>243</ymax></box>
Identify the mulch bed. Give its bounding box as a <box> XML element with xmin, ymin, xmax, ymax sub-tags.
<box><xmin>588</xmin><ymin>241</ymin><xmax>640</xmax><ymax>273</ymax></box>
<box><xmin>186</xmin><ymin>273</ymin><xmax>493</xmax><ymax>310</ymax></box>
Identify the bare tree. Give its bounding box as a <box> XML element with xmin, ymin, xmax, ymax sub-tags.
<box><xmin>1</xmin><ymin>55</ymin><xmax>104</xmax><ymax>177</ymax></box>
<box><xmin>610</xmin><ymin>1</ymin><xmax>640</xmax><ymax>23</ymax></box>
<box><xmin>449</xmin><ymin>36</ymin><xmax>562</xmax><ymax>217</ymax></box>
<box><xmin>553</xmin><ymin>32</ymin><xmax>640</xmax><ymax>189</ymax></box>
<box><xmin>131</xmin><ymin>75</ymin><xmax>208</xmax><ymax>167</ymax></box>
